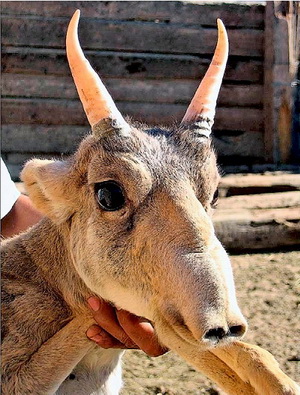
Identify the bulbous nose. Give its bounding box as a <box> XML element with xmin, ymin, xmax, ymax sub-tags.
<box><xmin>203</xmin><ymin>323</ymin><xmax>247</xmax><ymax>345</ymax></box>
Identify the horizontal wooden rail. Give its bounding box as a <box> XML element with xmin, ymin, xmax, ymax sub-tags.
<box><xmin>1</xmin><ymin>48</ymin><xmax>264</xmax><ymax>82</ymax></box>
<box><xmin>1</xmin><ymin>1</ymin><xmax>265</xmax><ymax>28</ymax></box>
<box><xmin>2</xmin><ymin>17</ymin><xmax>264</xmax><ymax>57</ymax></box>
<box><xmin>1</xmin><ymin>98</ymin><xmax>264</xmax><ymax>131</ymax></box>
<box><xmin>1</xmin><ymin>125</ymin><xmax>264</xmax><ymax>159</ymax></box>
<box><xmin>1</xmin><ymin>74</ymin><xmax>263</xmax><ymax>107</ymax></box>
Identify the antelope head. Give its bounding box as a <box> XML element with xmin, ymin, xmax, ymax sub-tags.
<box><xmin>22</xmin><ymin>10</ymin><xmax>247</xmax><ymax>351</ymax></box>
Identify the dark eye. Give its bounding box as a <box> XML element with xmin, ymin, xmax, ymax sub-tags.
<box><xmin>211</xmin><ymin>188</ymin><xmax>219</xmax><ymax>208</ymax></box>
<box><xmin>95</xmin><ymin>181</ymin><xmax>126</xmax><ymax>211</ymax></box>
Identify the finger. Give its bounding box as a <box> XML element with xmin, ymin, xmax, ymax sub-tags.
<box><xmin>87</xmin><ymin>296</ymin><xmax>136</xmax><ymax>348</ymax></box>
<box><xmin>116</xmin><ymin>310</ymin><xmax>168</xmax><ymax>357</ymax></box>
<box><xmin>86</xmin><ymin>324</ymin><xmax>134</xmax><ymax>349</ymax></box>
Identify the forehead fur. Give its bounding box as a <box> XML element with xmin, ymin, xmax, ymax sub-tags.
<box><xmin>73</xmin><ymin>122</ymin><xmax>219</xmax><ymax>199</ymax></box>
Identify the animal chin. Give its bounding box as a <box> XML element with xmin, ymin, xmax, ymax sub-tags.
<box><xmin>154</xmin><ymin>310</ymin><xmax>204</xmax><ymax>349</ymax></box>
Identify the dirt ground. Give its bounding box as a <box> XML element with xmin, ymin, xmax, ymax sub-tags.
<box><xmin>121</xmin><ymin>250</ymin><xmax>300</xmax><ymax>394</ymax></box>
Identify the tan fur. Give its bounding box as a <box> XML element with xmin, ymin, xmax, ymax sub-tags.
<box><xmin>2</xmin><ymin>125</ymin><xmax>299</xmax><ymax>394</ymax></box>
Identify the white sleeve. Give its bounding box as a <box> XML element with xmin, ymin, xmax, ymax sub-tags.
<box><xmin>1</xmin><ymin>158</ymin><xmax>21</xmax><ymax>219</ymax></box>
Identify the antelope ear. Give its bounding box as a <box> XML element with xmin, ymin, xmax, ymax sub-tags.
<box><xmin>21</xmin><ymin>159</ymin><xmax>75</xmax><ymax>223</ymax></box>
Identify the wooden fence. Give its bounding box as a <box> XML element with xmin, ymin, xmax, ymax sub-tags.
<box><xmin>1</xmin><ymin>1</ymin><xmax>297</xmax><ymax>179</ymax></box>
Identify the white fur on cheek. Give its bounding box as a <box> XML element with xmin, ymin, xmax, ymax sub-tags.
<box><xmin>97</xmin><ymin>281</ymin><xmax>154</xmax><ymax>321</ymax></box>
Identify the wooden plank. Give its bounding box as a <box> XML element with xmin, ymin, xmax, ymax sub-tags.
<box><xmin>217</xmin><ymin>191</ymin><xmax>300</xmax><ymax>210</ymax></box>
<box><xmin>263</xmin><ymin>2</ymin><xmax>294</xmax><ymax>163</ymax></box>
<box><xmin>214</xmin><ymin>107</ymin><xmax>263</xmax><ymax>133</ymax></box>
<box><xmin>1</xmin><ymin>98</ymin><xmax>264</xmax><ymax>131</ymax></box>
<box><xmin>219</xmin><ymin>173</ymin><xmax>300</xmax><ymax>196</ymax></box>
<box><xmin>215</xmin><ymin>206</ymin><xmax>300</xmax><ymax>223</ymax></box>
<box><xmin>1</xmin><ymin>1</ymin><xmax>265</xmax><ymax>29</ymax></box>
<box><xmin>1</xmin><ymin>48</ymin><xmax>264</xmax><ymax>82</ymax></box>
<box><xmin>2</xmin><ymin>124</ymin><xmax>264</xmax><ymax>159</ymax></box>
<box><xmin>1</xmin><ymin>125</ymin><xmax>88</xmax><ymax>153</ymax></box>
<box><xmin>214</xmin><ymin>206</ymin><xmax>300</xmax><ymax>251</ymax></box>
<box><xmin>1</xmin><ymin>17</ymin><xmax>264</xmax><ymax>57</ymax></box>
<box><xmin>213</xmin><ymin>131</ymin><xmax>264</xmax><ymax>158</ymax></box>
<box><xmin>1</xmin><ymin>99</ymin><xmax>89</xmax><ymax>126</ymax></box>
<box><xmin>1</xmin><ymin>74</ymin><xmax>264</xmax><ymax>107</ymax></box>
<box><xmin>291</xmin><ymin>3</ymin><xmax>300</xmax><ymax>162</ymax></box>
<box><xmin>263</xmin><ymin>2</ymin><xmax>276</xmax><ymax>162</ymax></box>
<box><xmin>2</xmin><ymin>74</ymin><xmax>79</xmax><ymax>101</ymax></box>
<box><xmin>292</xmin><ymin>65</ymin><xmax>300</xmax><ymax>161</ymax></box>
<box><xmin>277</xmin><ymin>2</ymin><xmax>299</xmax><ymax>164</ymax></box>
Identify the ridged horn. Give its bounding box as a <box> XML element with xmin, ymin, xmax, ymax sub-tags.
<box><xmin>181</xmin><ymin>19</ymin><xmax>228</xmax><ymax>129</ymax></box>
<box><xmin>66</xmin><ymin>10</ymin><xmax>130</xmax><ymax>136</ymax></box>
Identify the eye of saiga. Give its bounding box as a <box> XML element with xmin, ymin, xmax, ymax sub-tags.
<box><xmin>95</xmin><ymin>181</ymin><xmax>126</xmax><ymax>211</ymax></box>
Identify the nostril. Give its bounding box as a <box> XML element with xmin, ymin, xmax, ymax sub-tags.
<box><xmin>204</xmin><ymin>327</ymin><xmax>227</xmax><ymax>343</ymax></box>
<box><xmin>229</xmin><ymin>324</ymin><xmax>246</xmax><ymax>337</ymax></box>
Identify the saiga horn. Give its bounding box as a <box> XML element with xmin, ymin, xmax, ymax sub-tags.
<box><xmin>181</xmin><ymin>19</ymin><xmax>228</xmax><ymax>129</ymax></box>
<box><xmin>66</xmin><ymin>10</ymin><xmax>130</xmax><ymax>135</ymax></box>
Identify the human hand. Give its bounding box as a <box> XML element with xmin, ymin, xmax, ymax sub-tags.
<box><xmin>86</xmin><ymin>296</ymin><xmax>168</xmax><ymax>357</ymax></box>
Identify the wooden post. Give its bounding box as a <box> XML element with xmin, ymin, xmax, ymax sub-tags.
<box><xmin>264</xmin><ymin>1</ymin><xmax>299</xmax><ymax>164</ymax></box>
<box><xmin>291</xmin><ymin>63</ymin><xmax>300</xmax><ymax>163</ymax></box>
<box><xmin>291</xmin><ymin>3</ymin><xmax>300</xmax><ymax>163</ymax></box>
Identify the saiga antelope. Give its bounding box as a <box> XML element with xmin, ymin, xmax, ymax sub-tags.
<box><xmin>1</xmin><ymin>10</ymin><xmax>299</xmax><ymax>395</ymax></box>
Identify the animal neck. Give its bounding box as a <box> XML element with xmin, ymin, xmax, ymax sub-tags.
<box><xmin>19</xmin><ymin>218</ymin><xmax>94</xmax><ymax>314</ymax></box>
